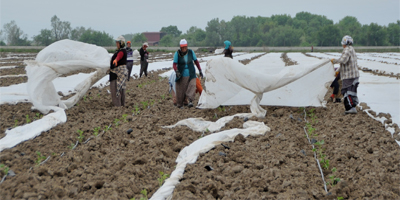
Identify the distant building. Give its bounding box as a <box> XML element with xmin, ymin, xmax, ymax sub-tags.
<box><xmin>142</xmin><ymin>32</ymin><xmax>167</xmax><ymax>46</ymax></box>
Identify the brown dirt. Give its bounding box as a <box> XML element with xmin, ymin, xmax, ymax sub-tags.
<box><xmin>0</xmin><ymin>54</ymin><xmax>399</xmax><ymax>200</ymax></box>
<box><xmin>0</xmin><ymin>76</ymin><xmax>28</xmax><ymax>87</ymax></box>
<box><xmin>281</xmin><ymin>53</ymin><xmax>298</xmax><ymax>66</ymax></box>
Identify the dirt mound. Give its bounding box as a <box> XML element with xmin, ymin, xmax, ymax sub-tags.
<box><xmin>0</xmin><ymin>62</ymin><xmax>399</xmax><ymax>199</ymax></box>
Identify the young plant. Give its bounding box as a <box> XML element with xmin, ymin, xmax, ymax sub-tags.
<box><xmin>132</xmin><ymin>105</ymin><xmax>140</xmax><ymax>115</ymax></box>
<box><xmin>121</xmin><ymin>114</ymin><xmax>128</xmax><ymax>122</ymax></box>
<box><xmin>140</xmin><ymin>189</ymin><xmax>148</xmax><ymax>200</ymax></box>
<box><xmin>77</xmin><ymin>130</ymin><xmax>84</xmax><ymax>143</ymax></box>
<box><xmin>26</xmin><ymin>115</ymin><xmax>31</xmax><ymax>123</ymax></box>
<box><xmin>93</xmin><ymin>127</ymin><xmax>101</xmax><ymax>136</ymax></box>
<box><xmin>114</xmin><ymin>118</ymin><xmax>120</xmax><ymax>127</ymax></box>
<box><xmin>218</xmin><ymin>106</ymin><xmax>226</xmax><ymax>112</ymax></box>
<box><xmin>83</xmin><ymin>95</ymin><xmax>87</xmax><ymax>101</ymax></box>
<box><xmin>0</xmin><ymin>164</ymin><xmax>9</xmax><ymax>175</ymax></box>
<box><xmin>160</xmin><ymin>94</ymin><xmax>165</xmax><ymax>100</ymax></box>
<box><xmin>103</xmin><ymin>125</ymin><xmax>112</xmax><ymax>132</ymax></box>
<box><xmin>13</xmin><ymin>119</ymin><xmax>18</xmax><ymax>128</ymax></box>
<box><xmin>34</xmin><ymin>113</ymin><xmax>42</xmax><ymax>120</ymax></box>
<box><xmin>68</xmin><ymin>143</ymin><xmax>75</xmax><ymax>149</ymax></box>
<box><xmin>141</xmin><ymin>101</ymin><xmax>149</xmax><ymax>109</ymax></box>
<box><xmin>149</xmin><ymin>99</ymin><xmax>155</xmax><ymax>106</ymax></box>
<box><xmin>158</xmin><ymin>171</ymin><xmax>170</xmax><ymax>186</ymax></box>
<box><xmin>35</xmin><ymin>151</ymin><xmax>46</xmax><ymax>165</ymax></box>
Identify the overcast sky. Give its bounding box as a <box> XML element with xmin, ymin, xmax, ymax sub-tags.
<box><xmin>1</xmin><ymin>0</ymin><xmax>399</xmax><ymax>39</ymax></box>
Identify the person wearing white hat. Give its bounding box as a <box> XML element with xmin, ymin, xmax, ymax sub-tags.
<box><xmin>173</xmin><ymin>39</ymin><xmax>203</xmax><ymax>108</ymax></box>
<box><xmin>139</xmin><ymin>42</ymin><xmax>149</xmax><ymax>78</ymax></box>
<box><xmin>109</xmin><ymin>35</ymin><xmax>128</xmax><ymax>106</ymax></box>
<box><xmin>331</xmin><ymin>35</ymin><xmax>360</xmax><ymax>114</ymax></box>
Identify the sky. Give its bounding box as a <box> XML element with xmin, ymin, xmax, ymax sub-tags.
<box><xmin>1</xmin><ymin>0</ymin><xmax>399</xmax><ymax>39</ymax></box>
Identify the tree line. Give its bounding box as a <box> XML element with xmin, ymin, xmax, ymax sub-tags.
<box><xmin>1</xmin><ymin>12</ymin><xmax>399</xmax><ymax>47</ymax></box>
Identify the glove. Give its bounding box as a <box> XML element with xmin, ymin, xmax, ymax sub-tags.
<box><xmin>112</xmin><ymin>59</ymin><xmax>118</xmax><ymax>67</ymax></box>
<box><xmin>330</xmin><ymin>59</ymin><xmax>335</xmax><ymax>64</ymax></box>
<box><xmin>199</xmin><ymin>70</ymin><xmax>203</xmax><ymax>79</ymax></box>
<box><xmin>175</xmin><ymin>70</ymin><xmax>181</xmax><ymax>79</ymax></box>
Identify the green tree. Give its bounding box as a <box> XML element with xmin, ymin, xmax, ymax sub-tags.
<box><xmin>50</xmin><ymin>15</ymin><xmax>71</xmax><ymax>41</ymax></box>
<box><xmin>33</xmin><ymin>29</ymin><xmax>53</xmax><ymax>46</ymax></box>
<box><xmin>2</xmin><ymin>20</ymin><xmax>30</xmax><ymax>46</ymax></box>
<box><xmin>70</xmin><ymin>26</ymin><xmax>87</xmax><ymax>41</ymax></box>
<box><xmin>387</xmin><ymin>21</ymin><xmax>400</xmax><ymax>46</ymax></box>
<box><xmin>159</xmin><ymin>34</ymin><xmax>174</xmax><ymax>47</ymax></box>
<box><xmin>160</xmin><ymin>25</ymin><xmax>182</xmax><ymax>38</ymax></box>
<box><xmin>337</xmin><ymin>16</ymin><xmax>362</xmax><ymax>38</ymax></box>
<box><xmin>131</xmin><ymin>33</ymin><xmax>147</xmax><ymax>46</ymax></box>
<box><xmin>366</xmin><ymin>23</ymin><xmax>388</xmax><ymax>46</ymax></box>
<box><xmin>205</xmin><ymin>18</ymin><xmax>222</xmax><ymax>46</ymax></box>
<box><xmin>266</xmin><ymin>26</ymin><xmax>303</xmax><ymax>46</ymax></box>
<box><xmin>79</xmin><ymin>30</ymin><xmax>113</xmax><ymax>46</ymax></box>
<box><xmin>317</xmin><ymin>25</ymin><xmax>341</xmax><ymax>46</ymax></box>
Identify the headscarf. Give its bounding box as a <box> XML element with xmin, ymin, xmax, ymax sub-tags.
<box><xmin>224</xmin><ymin>40</ymin><xmax>231</xmax><ymax>49</ymax></box>
<box><xmin>341</xmin><ymin>35</ymin><xmax>353</xmax><ymax>45</ymax></box>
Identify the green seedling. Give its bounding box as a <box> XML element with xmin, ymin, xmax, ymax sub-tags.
<box><xmin>0</xmin><ymin>164</ymin><xmax>9</xmax><ymax>175</ymax></box>
<box><xmin>77</xmin><ymin>130</ymin><xmax>84</xmax><ymax>143</ymax></box>
<box><xmin>218</xmin><ymin>106</ymin><xmax>226</xmax><ymax>112</ymax></box>
<box><xmin>141</xmin><ymin>101</ymin><xmax>149</xmax><ymax>109</ymax></box>
<box><xmin>83</xmin><ymin>95</ymin><xmax>87</xmax><ymax>101</ymax></box>
<box><xmin>329</xmin><ymin>175</ymin><xmax>340</xmax><ymax>186</ymax></box>
<box><xmin>97</xmin><ymin>93</ymin><xmax>101</xmax><ymax>97</ymax></box>
<box><xmin>51</xmin><ymin>152</ymin><xmax>56</xmax><ymax>156</ymax></box>
<box><xmin>103</xmin><ymin>125</ymin><xmax>112</xmax><ymax>132</ymax></box>
<box><xmin>26</xmin><ymin>115</ymin><xmax>31</xmax><ymax>123</ymax></box>
<box><xmin>138</xmin><ymin>83</ymin><xmax>143</xmax><ymax>88</ymax></box>
<box><xmin>161</xmin><ymin>94</ymin><xmax>165</xmax><ymax>100</ymax></box>
<box><xmin>121</xmin><ymin>114</ymin><xmax>128</xmax><ymax>122</ymax></box>
<box><xmin>337</xmin><ymin>197</ymin><xmax>344</xmax><ymax>200</ymax></box>
<box><xmin>149</xmin><ymin>99</ymin><xmax>155</xmax><ymax>106</ymax></box>
<box><xmin>132</xmin><ymin>105</ymin><xmax>140</xmax><ymax>115</ymax></box>
<box><xmin>33</xmin><ymin>113</ymin><xmax>42</xmax><ymax>120</ymax></box>
<box><xmin>93</xmin><ymin>127</ymin><xmax>100</xmax><ymax>136</ymax></box>
<box><xmin>140</xmin><ymin>189</ymin><xmax>148</xmax><ymax>200</ymax></box>
<box><xmin>114</xmin><ymin>118</ymin><xmax>120</xmax><ymax>127</ymax></box>
<box><xmin>35</xmin><ymin>151</ymin><xmax>46</xmax><ymax>166</ymax></box>
<box><xmin>13</xmin><ymin>119</ymin><xmax>18</xmax><ymax>128</ymax></box>
<box><xmin>68</xmin><ymin>143</ymin><xmax>75</xmax><ymax>149</ymax></box>
<box><xmin>158</xmin><ymin>171</ymin><xmax>170</xmax><ymax>186</ymax></box>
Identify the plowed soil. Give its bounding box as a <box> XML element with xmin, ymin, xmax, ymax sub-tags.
<box><xmin>0</xmin><ymin>52</ymin><xmax>399</xmax><ymax>200</ymax></box>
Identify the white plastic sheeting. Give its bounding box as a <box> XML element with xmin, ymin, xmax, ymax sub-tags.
<box><xmin>0</xmin><ymin>107</ymin><xmax>66</xmax><ymax>151</ymax></box>
<box><xmin>25</xmin><ymin>39</ymin><xmax>111</xmax><ymax>114</ymax></box>
<box><xmin>198</xmin><ymin>57</ymin><xmax>334</xmax><ymax>117</ymax></box>
<box><xmin>151</xmin><ymin>121</ymin><xmax>270</xmax><ymax>200</ymax></box>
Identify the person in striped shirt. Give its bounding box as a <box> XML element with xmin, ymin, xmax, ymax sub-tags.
<box><xmin>331</xmin><ymin>35</ymin><xmax>360</xmax><ymax>114</ymax></box>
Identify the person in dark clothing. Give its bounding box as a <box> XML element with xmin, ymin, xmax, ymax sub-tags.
<box><xmin>139</xmin><ymin>42</ymin><xmax>149</xmax><ymax>78</ymax></box>
<box><xmin>109</xmin><ymin>35</ymin><xmax>128</xmax><ymax>107</ymax></box>
<box><xmin>223</xmin><ymin>40</ymin><xmax>233</xmax><ymax>59</ymax></box>
<box><xmin>126</xmin><ymin>41</ymin><xmax>134</xmax><ymax>81</ymax></box>
<box><xmin>173</xmin><ymin>39</ymin><xmax>203</xmax><ymax>108</ymax></box>
<box><xmin>329</xmin><ymin>71</ymin><xmax>341</xmax><ymax>103</ymax></box>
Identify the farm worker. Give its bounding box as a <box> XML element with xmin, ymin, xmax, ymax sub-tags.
<box><xmin>139</xmin><ymin>42</ymin><xmax>149</xmax><ymax>78</ymax></box>
<box><xmin>329</xmin><ymin>70</ymin><xmax>342</xmax><ymax>103</ymax></box>
<box><xmin>223</xmin><ymin>40</ymin><xmax>233</xmax><ymax>59</ymax></box>
<box><xmin>331</xmin><ymin>35</ymin><xmax>359</xmax><ymax>114</ymax></box>
<box><xmin>109</xmin><ymin>35</ymin><xmax>128</xmax><ymax>107</ymax></box>
<box><xmin>126</xmin><ymin>41</ymin><xmax>134</xmax><ymax>81</ymax></box>
<box><xmin>173</xmin><ymin>39</ymin><xmax>203</xmax><ymax>108</ymax></box>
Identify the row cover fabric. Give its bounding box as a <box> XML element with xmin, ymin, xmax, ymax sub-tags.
<box><xmin>151</xmin><ymin>120</ymin><xmax>270</xmax><ymax>200</ymax></box>
<box><xmin>197</xmin><ymin>57</ymin><xmax>334</xmax><ymax>117</ymax></box>
<box><xmin>25</xmin><ymin>39</ymin><xmax>112</xmax><ymax>114</ymax></box>
<box><xmin>0</xmin><ymin>107</ymin><xmax>66</xmax><ymax>151</ymax></box>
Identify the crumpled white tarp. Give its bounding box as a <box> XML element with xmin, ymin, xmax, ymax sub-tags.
<box><xmin>151</xmin><ymin>120</ymin><xmax>270</xmax><ymax>200</ymax></box>
<box><xmin>198</xmin><ymin>57</ymin><xmax>334</xmax><ymax>117</ymax></box>
<box><xmin>25</xmin><ymin>39</ymin><xmax>111</xmax><ymax>114</ymax></box>
<box><xmin>0</xmin><ymin>106</ymin><xmax>66</xmax><ymax>151</ymax></box>
<box><xmin>0</xmin><ymin>40</ymin><xmax>113</xmax><ymax>152</ymax></box>
<box><xmin>163</xmin><ymin>113</ymin><xmax>254</xmax><ymax>133</ymax></box>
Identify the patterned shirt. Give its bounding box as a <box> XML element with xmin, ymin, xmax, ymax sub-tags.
<box><xmin>333</xmin><ymin>46</ymin><xmax>359</xmax><ymax>80</ymax></box>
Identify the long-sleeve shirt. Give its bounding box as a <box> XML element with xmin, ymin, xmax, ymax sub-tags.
<box><xmin>332</xmin><ymin>46</ymin><xmax>359</xmax><ymax>80</ymax></box>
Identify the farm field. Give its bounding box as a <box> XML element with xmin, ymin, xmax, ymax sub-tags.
<box><xmin>0</xmin><ymin>50</ymin><xmax>399</xmax><ymax>199</ymax></box>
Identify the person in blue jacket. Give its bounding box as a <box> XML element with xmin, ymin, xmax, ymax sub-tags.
<box><xmin>172</xmin><ymin>39</ymin><xmax>203</xmax><ymax>108</ymax></box>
